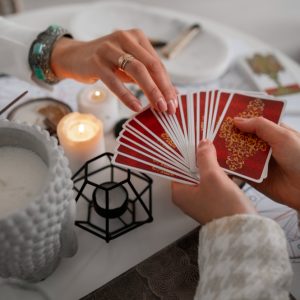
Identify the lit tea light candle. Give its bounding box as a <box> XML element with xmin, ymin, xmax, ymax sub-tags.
<box><xmin>0</xmin><ymin>146</ymin><xmax>49</xmax><ymax>218</ymax></box>
<box><xmin>57</xmin><ymin>112</ymin><xmax>105</xmax><ymax>174</ymax></box>
<box><xmin>91</xmin><ymin>89</ymin><xmax>106</xmax><ymax>102</ymax></box>
<box><xmin>92</xmin><ymin>182</ymin><xmax>128</xmax><ymax>219</ymax></box>
<box><xmin>77</xmin><ymin>82</ymin><xmax>119</xmax><ymax>133</ymax></box>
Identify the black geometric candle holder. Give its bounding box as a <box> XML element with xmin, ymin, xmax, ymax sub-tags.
<box><xmin>72</xmin><ymin>152</ymin><xmax>153</xmax><ymax>242</ymax></box>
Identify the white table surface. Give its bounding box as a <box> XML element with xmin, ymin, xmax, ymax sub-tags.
<box><xmin>3</xmin><ymin>2</ymin><xmax>300</xmax><ymax>299</ymax></box>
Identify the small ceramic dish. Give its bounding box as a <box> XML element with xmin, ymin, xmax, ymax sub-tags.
<box><xmin>7</xmin><ymin>97</ymin><xmax>72</xmax><ymax>135</ymax></box>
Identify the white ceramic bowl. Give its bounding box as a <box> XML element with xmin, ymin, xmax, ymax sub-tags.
<box><xmin>70</xmin><ymin>1</ymin><xmax>232</xmax><ymax>84</ymax></box>
<box><xmin>0</xmin><ymin>120</ymin><xmax>77</xmax><ymax>282</ymax></box>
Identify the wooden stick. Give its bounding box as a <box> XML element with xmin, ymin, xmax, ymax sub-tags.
<box><xmin>0</xmin><ymin>90</ymin><xmax>28</xmax><ymax>116</ymax></box>
<box><xmin>149</xmin><ymin>38</ymin><xmax>167</xmax><ymax>49</ymax></box>
<box><xmin>161</xmin><ymin>23</ymin><xmax>201</xmax><ymax>59</ymax></box>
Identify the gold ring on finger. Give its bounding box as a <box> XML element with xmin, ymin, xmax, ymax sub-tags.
<box><xmin>118</xmin><ymin>53</ymin><xmax>135</xmax><ymax>71</ymax></box>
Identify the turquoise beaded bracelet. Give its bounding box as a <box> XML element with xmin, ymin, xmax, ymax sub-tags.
<box><xmin>28</xmin><ymin>25</ymin><xmax>73</xmax><ymax>85</ymax></box>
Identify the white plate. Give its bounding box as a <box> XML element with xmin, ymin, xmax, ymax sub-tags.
<box><xmin>70</xmin><ymin>2</ymin><xmax>232</xmax><ymax>84</ymax></box>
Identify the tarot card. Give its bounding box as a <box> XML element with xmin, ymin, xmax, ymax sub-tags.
<box><xmin>239</xmin><ymin>52</ymin><xmax>300</xmax><ymax>96</ymax></box>
<box><xmin>123</xmin><ymin>123</ymin><xmax>187</xmax><ymax>169</ymax></box>
<box><xmin>124</xmin><ymin>109</ymin><xmax>184</xmax><ymax>161</ymax></box>
<box><xmin>113</xmin><ymin>152</ymin><xmax>199</xmax><ymax>185</ymax></box>
<box><xmin>213</xmin><ymin>93</ymin><xmax>285</xmax><ymax>182</ymax></box>
<box><xmin>114</xmin><ymin>89</ymin><xmax>286</xmax><ymax>184</ymax></box>
<box><xmin>117</xmin><ymin>132</ymin><xmax>191</xmax><ymax>174</ymax></box>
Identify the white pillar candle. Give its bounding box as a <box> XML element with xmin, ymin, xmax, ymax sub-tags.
<box><xmin>0</xmin><ymin>146</ymin><xmax>49</xmax><ymax>218</ymax></box>
<box><xmin>77</xmin><ymin>82</ymin><xmax>119</xmax><ymax>133</ymax></box>
<box><xmin>57</xmin><ymin>112</ymin><xmax>105</xmax><ymax>174</ymax></box>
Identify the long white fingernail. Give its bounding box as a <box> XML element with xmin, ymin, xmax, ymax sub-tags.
<box><xmin>173</xmin><ymin>98</ymin><xmax>178</xmax><ymax>108</ymax></box>
<box><xmin>132</xmin><ymin>102</ymin><xmax>143</xmax><ymax>112</ymax></box>
<box><xmin>167</xmin><ymin>100</ymin><xmax>176</xmax><ymax>114</ymax></box>
<box><xmin>157</xmin><ymin>98</ymin><xmax>167</xmax><ymax>112</ymax></box>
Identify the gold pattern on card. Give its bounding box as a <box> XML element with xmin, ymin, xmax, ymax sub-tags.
<box><xmin>219</xmin><ymin>99</ymin><xmax>267</xmax><ymax>171</ymax></box>
<box><xmin>161</xmin><ymin>133</ymin><xmax>176</xmax><ymax>149</ymax></box>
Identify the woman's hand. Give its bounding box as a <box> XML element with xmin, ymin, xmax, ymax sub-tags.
<box><xmin>50</xmin><ymin>29</ymin><xmax>177</xmax><ymax>114</ymax></box>
<box><xmin>172</xmin><ymin>140</ymin><xmax>256</xmax><ymax>225</ymax></box>
<box><xmin>234</xmin><ymin>116</ymin><xmax>300</xmax><ymax>211</ymax></box>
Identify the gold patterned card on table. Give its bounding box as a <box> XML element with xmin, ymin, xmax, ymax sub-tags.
<box><xmin>239</xmin><ymin>53</ymin><xmax>300</xmax><ymax>97</ymax></box>
<box><xmin>113</xmin><ymin>89</ymin><xmax>286</xmax><ymax>184</ymax></box>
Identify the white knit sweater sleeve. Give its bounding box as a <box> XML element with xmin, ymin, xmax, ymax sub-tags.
<box><xmin>0</xmin><ymin>17</ymin><xmax>39</xmax><ymax>82</ymax></box>
<box><xmin>194</xmin><ymin>214</ymin><xmax>293</xmax><ymax>300</ymax></box>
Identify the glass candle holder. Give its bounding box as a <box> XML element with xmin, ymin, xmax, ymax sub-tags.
<box><xmin>57</xmin><ymin>112</ymin><xmax>105</xmax><ymax>174</ymax></box>
<box><xmin>77</xmin><ymin>82</ymin><xmax>119</xmax><ymax>133</ymax></box>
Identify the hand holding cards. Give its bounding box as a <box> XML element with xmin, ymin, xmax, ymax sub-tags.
<box><xmin>113</xmin><ymin>90</ymin><xmax>286</xmax><ymax>184</ymax></box>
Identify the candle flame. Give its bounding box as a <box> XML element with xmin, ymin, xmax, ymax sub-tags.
<box><xmin>94</xmin><ymin>90</ymin><xmax>101</xmax><ymax>97</ymax></box>
<box><xmin>78</xmin><ymin>123</ymin><xmax>85</xmax><ymax>134</ymax></box>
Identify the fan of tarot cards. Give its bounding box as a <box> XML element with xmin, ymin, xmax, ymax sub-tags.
<box><xmin>113</xmin><ymin>90</ymin><xmax>286</xmax><ymax>184</ymax></box>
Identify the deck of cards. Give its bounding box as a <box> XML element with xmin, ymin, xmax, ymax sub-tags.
<box><xmin>113</xmin><ymin>90</ymin><xmax>286</xmax><ymax>184</ymax></box>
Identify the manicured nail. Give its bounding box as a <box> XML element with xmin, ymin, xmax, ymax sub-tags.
<box><xmin>167</xmin><ymin>100</ymin><xmax>176</xmax><ymax>114</ymax></box>
<box><xmin>199</xmin><ymin>139</ymin><xmax>211</xmax><ymax>147</ymax></box>
<box><xmin>157</xmin><ymin>97</ymin><xmax>167</xmax><ymax>112</ymax></box>
<box><xmin>132</xmin><ymin>102</ymin><xmax>143</xmax><ymax>112</ymax></box>
<box><xmin>172</xmin><ymin>98</ymin><xmax>178</xmax><ymax>108</ymax></box>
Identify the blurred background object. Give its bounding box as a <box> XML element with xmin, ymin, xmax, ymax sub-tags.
<box><xmin>0</xmin><ymin>0</ymin><xmax>22</xmax><ymax>15</ymax></box>
<box><xmin>18</xmin><ymin>0</ymin><xmax>300</xmax><ymax>63</ymax></box>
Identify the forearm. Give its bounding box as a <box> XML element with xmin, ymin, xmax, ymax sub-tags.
<box><xmin>0</xmin><ymin>17</ymin><xmax>38</xmax><ymax>82</ymax></box>
<box><xmin>195</xmin><ymin>214</ymin><xmax>292</xmax><ymax>300</ymax></box>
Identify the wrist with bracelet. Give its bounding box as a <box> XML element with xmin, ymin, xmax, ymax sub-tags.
<box><xmin>28</xmin><ymin>25</ymin><xmax>73</xmax><ymax>85</ymax></box>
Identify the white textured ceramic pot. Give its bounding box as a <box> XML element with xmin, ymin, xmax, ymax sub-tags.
<box><xmin>0</xmin><ymin>120</ymin><xmax>77</xmax><ymax>282</ymax></box>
